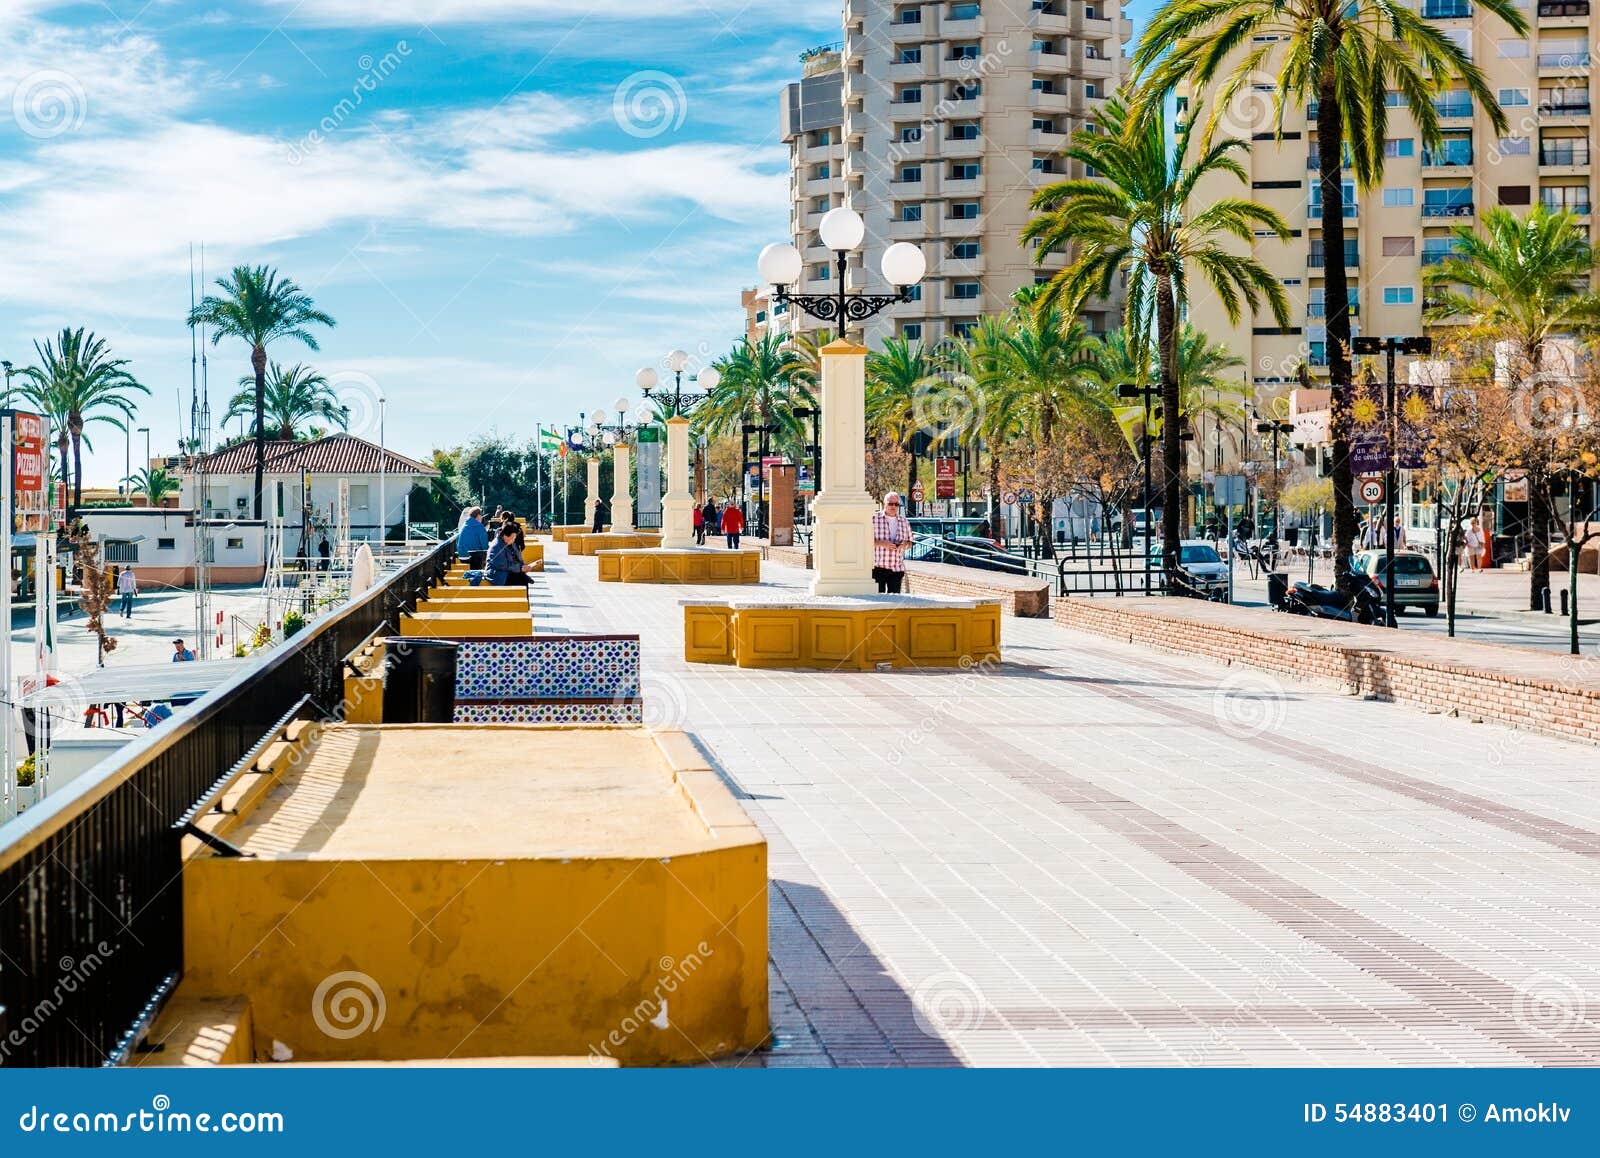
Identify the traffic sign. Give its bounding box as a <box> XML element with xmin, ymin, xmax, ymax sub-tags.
<box><xmin>1358</xmin><ymin>476</ymin><xmax>1385</xmax><ymax>505</ymax></box>
<box><xmin>935</xmin><ymin>456</ymin><xmax>957</xmax><ymax>499</ymax></box>
<box><xmin>1214</xmin><ymin>473</ymin><xmax>1247</xmax><ymax>508</ymax></box>
<box><xmin>1001</xmin><ymin>490</ymin><xmax>1017</xmax><ymax>506</ymax></box>
<box><xmin>911</xmin><ymin>481</ymin><xmax>925</xmax><ymax>503</ymax></box>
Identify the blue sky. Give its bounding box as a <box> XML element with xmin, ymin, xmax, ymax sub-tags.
<box><xmin>1</xmin><ymin>0</ymin><xmax>1153</xmax><ymax>484</ymax></box>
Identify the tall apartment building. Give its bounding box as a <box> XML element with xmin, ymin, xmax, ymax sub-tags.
<box><xmin>1186</xmin><ymin>0</ymin><xmax>1598</xmax><ymax>402</ymax></box>
<box><xmin>779</xmin><ymin>1</ymin><xmax>1132</xmax><ymax>346</ymax></box>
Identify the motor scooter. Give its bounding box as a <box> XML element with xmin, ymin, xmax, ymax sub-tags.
<box><xmin>1279</xmin><ymin>567</ymin><xmax>1385</xmax><ymax>625</ymax></box>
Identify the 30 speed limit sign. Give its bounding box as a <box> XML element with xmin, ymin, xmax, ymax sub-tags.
<box><xmin>1359</xmin><ymin>477</ymin><xmax>1385</xmax><ymax>504</ymax></box>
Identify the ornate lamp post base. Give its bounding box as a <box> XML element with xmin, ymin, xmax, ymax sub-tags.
<box><xmin>810</xmin><ymin>339</ymin><xmax>878</xmax><ymax>597</ymax></box>
<box><xmin>660</xmin><ymin>416</ymin><xmax>696</xmax><ymax>549</ymax></box>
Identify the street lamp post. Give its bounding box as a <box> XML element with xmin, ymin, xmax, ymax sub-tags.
<box><xmin>1117</xmin><ymin>382</ymin><xmax>1159</xmax><ymax>595</ymax></box>
<box><xmin>639</xmin><ymin>352</ymin><xmax>721</xmax><ymax>549</ymax></box>
<box><xmin>758</xmin><ymin>207</ymin><xmax>926</xmax><ymax>595</ymax></box>
<box><xmin>1255</xmin><ymin>419</ymin><xmax>1294</xmax><ymax>564</ymax></box>
<box><xmin>1354</xmin><ymin>335</ymin><xmax>1432</xmax><ymax>628</ymax></box>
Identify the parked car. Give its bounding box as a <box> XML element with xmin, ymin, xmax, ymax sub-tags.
<box><xmin>1353</xmin><ymin>550</ymin><xmax>1440</xmax><ymax>615</ymax></box>
<box><xmin>1151</xmin><ymin>540</ymin><xmax>1231</xmax><ymax>600</ymax></box>
<box><xmin>931</xmin><ymin>535</ymin><xmax>1031</xmax><ymax>574</ymax></box>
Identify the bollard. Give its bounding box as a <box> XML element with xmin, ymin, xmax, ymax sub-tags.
<box><xmin>1542</xmin><ymin>587</ymin><xmax>1553</xmax><ymax>614</ymax></box>
<box><xmin>1561</xmin><ymin>589</ymin><xmax>1570</xmax><ymax>617</ymax></box>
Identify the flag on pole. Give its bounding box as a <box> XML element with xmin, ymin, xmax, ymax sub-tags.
<box><xmin>540</xmin><ymin>427</ymin><xmax>562</xmax><ymax>452</ymax></box>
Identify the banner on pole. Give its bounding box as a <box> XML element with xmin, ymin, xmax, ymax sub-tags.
<box><xmin>1349</xmin><ymin>379</ymin><xmax>1391</xmax><ymax>475</ymax></box>
<box><xmin>10</xmin><ymin>411</ymin><xmax>50</xmax><ymax>532</ymax></box>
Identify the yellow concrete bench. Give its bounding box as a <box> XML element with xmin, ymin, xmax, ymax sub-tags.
<box><xmin>684</xmin><ymin>595</ymin><xmax>1002</xmax><ymax>671</ymax></box>
<box><xmin>551</xmin><ymin>523</ymin><xmax>607</xmax><ymax>542</ymax></box>
<box><xmin>400</xmin><ymin>610</ymin><xmax>533</xmax><ymax>637</ymax></box>
<box><xmin>566</xmin><ymin>531</ymin><xmax>663</xmax><ymax>557</ymax></box>
<box><xmin>416</xmin><ymin>596</ymin><xmax>527</xmax><ymax>616</ymax></box>
<box><xmin>597</xmin><ymin>547</ymin><xmax>761</xmax><ymax>584</ymax></box>
<box><xmin>423</xmin><ymin>583</ymin><xmax>530</xmax><ymax>602</ymax></box>
<box><xmin>181</xmin><ymin>725</ymin><xmax>767</xmax><ymax>1065</ymax></box>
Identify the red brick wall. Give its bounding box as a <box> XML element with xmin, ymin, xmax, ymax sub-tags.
<box><xmin>1055</xmin><ymin>596</ymin><xmax>1600</xmax><ymax>746</ymax></box>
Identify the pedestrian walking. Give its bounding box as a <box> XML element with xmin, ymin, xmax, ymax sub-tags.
<box><xmin>702</xmin><ymin>499</ymin><xmax>719</xmax><ymax>544</ymax></box>
<box><xmin>871</xmin><ymin>491</ymin><xmax>913</xmax><ymax>593</ymax></box>
<box><xmin>116</xmin><ymin>565</ymin><xmax>139</xmax><ymax>618</ymax></box>
<box><xmin>486</xmin><ymin>522</ymin><xmax>531</xmax><ymax>587</ymax></box>
<box><xmin>720</xmin><ymin>501</ymin><xmax>745</xmax><ymax>549</ymax></box>
<box><xmin>693</xmin><ymin>504</ymin><xmax>705</xmax><ymax>545</ymax></box>
<box><xmin>317</xmin><ymin>535</ymin><xmax>332</xmax><ymax>572</ymax></box>
<box><xmin>1463</xmin><ymin>516</ymin><xmax>1485</xmax><ymax>571</ymax></box>
<box><xmin>171</xmin><ymin>638</ymin><xmax>196</xmax><ymax>662</ymax></box>
<box><xmin>591</xmin><ymin>497</ymin><xmax>607</xmax><ymax>534</ymax></box>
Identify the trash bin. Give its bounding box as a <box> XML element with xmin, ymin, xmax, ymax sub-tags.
<box><xmin>382</xmin><ymin>637</ymin><xmax>459</xmax><ymax>724</ymax></box>
<box><xmin>1267</xmin><ymin>571</ymin><xmax>1289</xmax><ymax>608</ymax></box>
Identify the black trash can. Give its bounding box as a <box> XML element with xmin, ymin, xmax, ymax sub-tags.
<box><xmin>382</xmin><ymin>637</ymin><xmax>459</xmax><ymax>724</ymax></box>
<box><xmin>1267</xmin><ymin>571</ymin><xmax>1289</xmax><ymax>608</ymax></box>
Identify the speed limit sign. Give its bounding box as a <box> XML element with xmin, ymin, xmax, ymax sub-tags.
<box><xmin>911</xmin><ymin>481</ymin><xmax>925</xmax><ymax>503</ymax></box>
<box><xmin>1001</xmin><ymin>490</ymin><xmax>1018</xmax><ymax>506</ymax></box>
<box><xmin>1359</xmin><ymin>476</ymin><xmax>1385</xmax><ymax>504</ymax></box>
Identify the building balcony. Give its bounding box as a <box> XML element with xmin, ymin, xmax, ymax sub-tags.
<box><xmin>1422</xmin><ymin>201</ymin><xmax>1475</xmax><ymax>217</ymax></box>
<box><xmin>1030</xmin><ymin>126</ymin><xmax>1068</xmax><ymax>148</ymax></box>
<box><xmin>1421</xmin><ymin>0</ymin><xmax>1471</xmax><ymax>15</ymax></box>
<box><xmin>938</xmin><ymin>255</ymin><xmax>985</xmax><ymax>278</ymax></box>
<box><xmin>1422</xmin><ymin>146</ymin><xmax>1473</xmax><ymax>167</ymax></box>
<box><xmin>888</xmin><ymin>215</ymin><xmax>932</xmax><ymax>240</ymax></box>
<box><xmin>1078</xmin><ymin>53</ymin><xmax>1116</xmax><ymax>79</ymax></box>
<box><xmin>1539</xmin><ymin>50</ymin><xmax>1591</xmax><ymax>69</ymax></box>
<box><xmin>1541</xmin><ymin>197</ymin><xmax>1593</xmax><ymax>214</ymax></box>
<box><xmin>1540</xmin><ymin>144</ymin><xmax>1592</xmax><ymax>166</ymax></box>
<box><xmin>942</xmin><ymin>134</ymin><xmax>984</xmax><ymax>157</ymax></box>
<box><xmin>941</xmin><ymin>174</ymin><xmax>986</xmax><ymax>196</ymax></box>
<box><xmin>888</xmin><ymin>60</ymin><xmax>928</xmax><ymax>83</ymax></box>
<box><xmin>1539</xmin><ymin>99</ymin><xmax>1592</xmax><ymax>116</ymax></box>
<box><xmin>1032</xmin><ymin>7</ymin><xmax>1071</xmax><ymax>33</ymax></box>
<box><xmin>1539</xmin><ymin>0</ymin><xmax>1589</xmax><ymax>12</ymax></box>
<box><xmin>1030</xmin><ymin>88</ymin><xmax>1070</xmax><ymax>113</ymax></box>
<box><xmin>1307</xmin><ymin>247</ymin><xmax>1359</xmax><ymax>268</ymax></box>
<box><xmin>1307</xmin><ymin>302</ymin><xmax>1359</xmax><ymax>318</ymax></box>
<box><xmin>1432</xmin><ymin>99</ymin><xmax>1474</xmax><ymax>119</ymax></box>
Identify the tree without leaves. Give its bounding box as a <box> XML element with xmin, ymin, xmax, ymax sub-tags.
<box><xmin>189</xmin><ymin>266</ymin><xmax>336</xmax><ymax>519</ymax></box>
<box><xmin>1023</xmin><ymin>93</ymin><xmax>1291</xmax><ymax>578</ymax></box>
<box><xmin>1135</xmin><ymin>0</ymin><xmax>1525</xmax><ymax>576</ymax></box>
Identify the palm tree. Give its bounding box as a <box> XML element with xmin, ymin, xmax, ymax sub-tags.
<box><xmin>1425</xmin><ymin>204</ymin><xmax>1600</xmax><ymax>608</ymax></box>
<box><xmin>223</xmin><ymin>362</ymin><xmax>345</xmax><ymax>440</ymax></box>
<box><xmin>189</xmin><ymin>266</ymin><xmax>336</xmax><ymax>518</ymax></box>
<box><xmin>16</xmin><ymin>328</ymin><xmax>149</xmax><ymax>512</ymax></box>
<box><xmin>1175</xmin><ymin>326</ymin><xmax>1250</xmax><ymax>479</ymax></box>
<box><xmin>1136</xmin><ymin>0</ymin><xmax>1525</xmax><ymax>574</ymax></box>
<box><xmin>124</xmin><ymin>465</ymin><xmax>179</xmax><ymax>507</ymax></box>
<box><xmin>699</xmin><ymin>334</ymin><xmax>812</xmax><ymax>443</ymax></box>
<box><xmin>940</xmin><ymin>315</ymin><xmax>1012</xmax><ymax>532</ymax></box>
<box><xmin>865</xmin><ymin>337</ymin><xmax>945</xmax><ymax>512</ymax></box>
<box><xmin>1023</xmin><ymin>94</ymin><xmax>1290</xmax><ymax>574</ymax></box>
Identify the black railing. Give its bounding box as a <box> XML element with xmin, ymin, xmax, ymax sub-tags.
<box><xmin>1540</xmin><ymin>0</ymin><xmax>1589</xmax><ymax>13</ymax></box>
<box><xmin>0</xmin><ymin>539</ymin><xmax>454</xmax><ymax>1068</ymax></box>
<box><xmin>1308</xmin><ymin>247</ymin><xmax>1359</xmax><ymax>267</ymax></box>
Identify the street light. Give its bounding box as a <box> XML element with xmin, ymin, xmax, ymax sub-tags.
<box><xmin>1255</xmin><ymin>418</ymin><xmax>1295</xmax><ymax>562</ymax></box>
<box><xmin>758</xmin><ymin>207</ymin><xmax>926</xmax><ymax>335</ymax></box>
<box><xmin>1354</xmin><ymin>334</ymin><xmax>1433</xmax><ymax>628</ymax></box>
<box><xmin>1117</xmin><ymin>382</ymin><xmax>1159</xmax><ymax>595</ymax></box>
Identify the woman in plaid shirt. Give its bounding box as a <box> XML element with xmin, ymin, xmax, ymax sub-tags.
<box><xmin>871</xmin><ymin>491</ymin><xmax>913</xmax><ymax>593</ymax></box>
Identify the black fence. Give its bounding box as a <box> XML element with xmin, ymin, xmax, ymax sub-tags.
<box><xmin>0</xmin><ymin>539</ymin><xmax>454</xmax><ymax>1068</ymax></box>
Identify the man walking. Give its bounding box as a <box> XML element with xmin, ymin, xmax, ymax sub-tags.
<box><xmin>720</xmin><ymin>501</ymin><xmax>745</xmax><ymax>549</ymax></box>
<box><xmin>871</xmin><ymin>491</ymin><xmax>913</xmax><ymax>593</ymax></box>
<box><xmin>317</xmin><ymin>535</ymin><xmax>332</xmax><ymax>573</ymax></box>
<box><xmin>116</xmin><ymin>566</ymin><xmax>139</xmax><ymax>618</ymax></box>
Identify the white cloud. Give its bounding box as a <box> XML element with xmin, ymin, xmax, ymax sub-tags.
<box><xmin>0</xmin><ymin>26</ymin><xmax>191</xmax><ymax>134</ymax></box>
<box><xmin>257</xmin><ymin>0</ymin><xmax>837</xmax><ymax>25</ymax></box>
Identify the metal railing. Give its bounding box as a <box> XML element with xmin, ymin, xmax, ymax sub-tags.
<box><xmin>0</xmin><ymin>538</ymin><xmax>454</xmax><ymax>1067</ymax></box>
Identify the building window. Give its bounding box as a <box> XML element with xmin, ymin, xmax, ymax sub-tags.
<box><xmin>898</xmin><ymin>165</ymin><xmax>923</xmax><ymax>182</ymax></box>
<box><xmin>948</xmin><ymin>2</ymin><xmax>980</xmax><ymax>18</ymax></box>
<box><xmin>905</xmin><ymin>284</ymin><xmax>923</xmax><ymax>301</ymax></box>
<box><xmin>226</xmin><ymin>537</ymin><xmax>245</xmax><ymax>550</ymax></box>
<box><xmin>951</xmin><ymin>241</ymin><xmax>980</xmax><ymax>258</ymax></box>
<box><xmin>157</xmin><ymin>537</ymin><xmax>176</xmax><ymax>550</ymax></box>
<box><xmin>950</xmin><ymin>84</ymin><xmax>980</xmax><ymax>100</ymax></box>
<box><xmin>1499</xmin><ymin>87</ymin><xmax>1530</xmax><ymax>106</ymax></box>
<box><xmin>1498</xmin><ymin>184</ymin><xmax>1531</xmax><ymax>205</ymax></box>
<box><xmin>898</xmin><ymin>47</ymin><xmax>922</xmax><ymax>63</ymax></box>
<box><xmin>949</xmin><ymin>201</ymin><xmax>980</xmax><ymax>219</ymax></box>
<box><xmin>1382</xmin><ymin>187</ymin><xmax>1415</xmax><ymax>206</ymax></box>
<box><xmin>1498</xmin><ymin>38</ymin><xmax>1529</xmax><ymax>57</ymax></box>
<box><xmin>951</xmin><ymin>320</ymin><xmax>978</xmax><ymax>339</ymax></box>
<box><xmin>950</xmin><ymin>122</ymin><xmax>980</xmax><ymax>140</ymax></box>
<box><xmin>1383</xmin><ymin>138</ymin><xmax>1415</xmax><ymax>158</ymax></box>
<box><xmin>1381</xmin><ymin>236</ymin><xmax>1415</xmax><ymax>256</ymax></box>
<box><xmin>950</xmin><ymin>281</ymin><xmax>981</xmax><ymax>300</ymax></box>
<box><xmin>898</xmin><ymin>124</ymin><xmax>922</xmax><ymax>142</ymax></box>
<box><xmin>812</xmin><ymin>196</ymin><xmax>829</xmax><ymax>212</ymax></box>
<box><xmin>951</xmin><ymin>42</ymin><xmax>981</xmax><ymax>59</ymax></box>
<box><xmin>900</xmin><ymin>203</ymin><xmax>923</xmax><ymax>221</ymax></box>
<box><xmin>902</xmin><ymin>323</ymin><xmax>923</xmax><ymax>340</ymax></box>
<box><xmin>1382</xmin><ymin>286</ymin><xmax>1416</xmax><ymax>305</ymax></box>
<box><xmin>950</xmin><ymin>162</ymin><xmax>980</xmax><ymax>179</ymax></box>
<box><xmin>898</xmin><ymin>86</ymin><xmax>923</xmax><ymax>104</ymax></box>
<box><xmin>104</xmin><ymin>540</ymin><xmax>139</xmax><ymax>564</ymax></box>
<box><xmin>810</xmin><ymin>163</ymin><xmax>830</xmax><ymax>179</ymax></box>
<box><xmin>895</xmin><ymin>5</ymin><xmax>922</xmax><ymax>23</ymax></box>
<box><xmin>1541</xmin><ymin>185</ymin><xmax>1591</xmax><ymax>213</ymax></box>
<box><xmin>813</xmin><ymin>262</ymin><xmax>832</xmax><ymax>280</ymax></box>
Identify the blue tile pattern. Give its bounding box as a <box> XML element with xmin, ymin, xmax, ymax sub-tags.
<box><xmin>454</xmin><ymin>637</ymin><xmax>640</xmax><ymax>702</ymax></box>
<box><xmin>453</xmin><ymin>702</ymin><xmax>643</xmax><ymax>724</ymax></box>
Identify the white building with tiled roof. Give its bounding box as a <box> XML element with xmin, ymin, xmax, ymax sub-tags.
<box><xmin>177</xmin><ymin>434</ymin><xmax>438</xmax><ymax>560</ymax></box>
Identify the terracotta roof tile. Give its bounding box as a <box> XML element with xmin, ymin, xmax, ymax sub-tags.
<box><xmin>192</xmin><ymin>435</ymin><xmax>436</xmax><ymax>477</ymax></box>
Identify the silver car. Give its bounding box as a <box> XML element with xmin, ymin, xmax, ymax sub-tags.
<box><xmin>1353</xmin><ymin>550</ymin><xmax>1440</xmax><ymax>615</ymax></box>
<box><xmin>1153</xmin><ymin>540</ymin><xmax>1231</xmax><ymax>601</ymax></box>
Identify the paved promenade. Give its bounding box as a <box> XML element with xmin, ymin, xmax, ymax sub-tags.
<box><xmin>534</xmin><ymin>546</ymin><xmax>1600</xmax><ymax>1067</ymax></box>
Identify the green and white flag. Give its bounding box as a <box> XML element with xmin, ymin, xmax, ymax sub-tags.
<box><xmin>539</xmin><ymin>426</ymin><xmax>562</xmax><ymax>451</ymax></box>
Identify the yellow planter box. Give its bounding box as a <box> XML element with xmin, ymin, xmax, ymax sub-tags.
<box><xmin>551</xmin><ymin>523</ymin><xmax>606</xmax><ymax>542</ymax></box>
<box><xmin>567</xmin><ymin>532</ymin><xmax>663</xmax><ymax>557</ymax></box>
<box><xmin>683</xmin><ymin>597</ymin><xmax>1001</xmax><ymax>671</ymax></box>
<box><xmin>596</xmin><ymin>548</ymin><xmax>761</xmax><ymax>585</ymax></box>
<box><xmin>400</xmin><ymin>611</ymin><xmax>533</xmax><ymax>637</ymax></box>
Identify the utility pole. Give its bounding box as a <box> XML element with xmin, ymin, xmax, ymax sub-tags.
<box><xmin>1118</xmin><ymin>382</ymin><xmax>1159</xmax><ymax>595</ymax></box>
